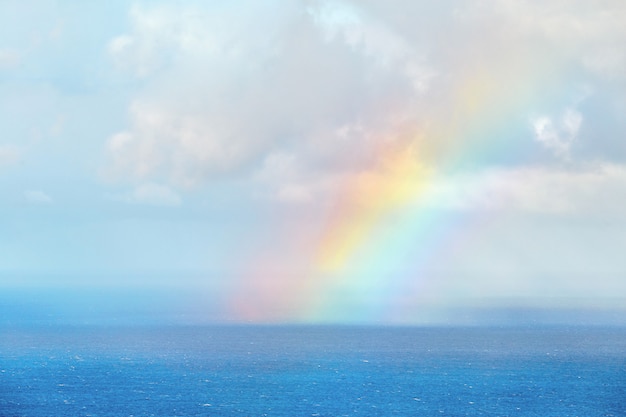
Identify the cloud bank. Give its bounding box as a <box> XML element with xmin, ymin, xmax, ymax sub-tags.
<box><xmin>103</xmin><ymin>1</ymin><xmax>626</xmax><ymax>207</ymax></box>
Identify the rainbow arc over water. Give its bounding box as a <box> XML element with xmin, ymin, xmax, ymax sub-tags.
<box><xmin>230</xmin><ymin>53</ymin><xmax>565</xmax><ymax>323</ymax></box>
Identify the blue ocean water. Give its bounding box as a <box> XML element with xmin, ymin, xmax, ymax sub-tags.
<box><xmin>1</xmin><ymin>326</ymin><xmax>625</xmax><ymax>416</ymax></box>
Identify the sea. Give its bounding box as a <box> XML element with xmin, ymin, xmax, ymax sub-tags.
<box><xmin>1</xmin><ymin>325</ymin><xmax>624</xmax><ymax>416</ymax></box>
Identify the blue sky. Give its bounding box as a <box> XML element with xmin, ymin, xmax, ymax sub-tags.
<box><xmin>1</xmin><ymin>0</ymin><xmax>626</xmax><ymax>324</ymax></box>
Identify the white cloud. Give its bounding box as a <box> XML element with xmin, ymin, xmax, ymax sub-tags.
<box><xmin>583</xmin><ymin>47</ymin><xmax>626</xmax><ymax>78</ymax></box>
<box><xmin>309</xmin><ymin>1</ymin><xmax>421</xmax><ymax>67</ymax></box>
<box><xmin>276</xmin><ymin>184</ymin><xmax>313</xmax><ymax>204</ymax></box>
<box><xmin>102</xmin><ymin>0</ymin><xmax>626</xmax><ymax>201</ymax></box>
<box><xmin>104</xmin><ymin>100</ymin><xmax>267</xmax><ymax>187</ymax></box>
<box><xmin>531</xmin><ymin>108</ymin><xmax>582</xmax><ymax>160</ymax></box>
<box><xmin>487</xmin><ymin>0</ymin><xmax>626</xmax><ymax>77</ymax></box>
<box><xmin>309</xmin><ymin>0</ymin><xmax>436</xmax><ymax>93</ymax></box>
<box><xmin>254</xmin><ymin>151</ymin><xmax>322</xmax><ymax>204</ymax></box>
<box><xmin>103</xmin><ymin>1</ymin><xmax>432</xmax><ymax>188</ymax></box>
<box><xmin>426</xmin><ymin>163</ymin><xmax>626</xmax><ymax>215</ymax></box>
<box><xmin>255</xmin><ymin>152</ymin><xmax>299</xmax><ymax>183</ymax></box>
<box><xmin>24</xmin><ymin>190</ymin><xmax>53</xmax><ymax>204</ymax></box>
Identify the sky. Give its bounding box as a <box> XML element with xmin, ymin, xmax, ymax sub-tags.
<box><xmin>1</xmin><ymin>0</ymin><xmax>626</xmax><ymax>325</ymax></box>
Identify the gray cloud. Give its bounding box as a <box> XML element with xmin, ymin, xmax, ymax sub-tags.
<box><xmin>103</xmin><ymin>0</ymin><xmax>626</xmax><ymax>209</ymax></box>
<box><xmin>103</xmin><ymin>1</ymin><xmax>434</xmax><ymax>187</ymax></box>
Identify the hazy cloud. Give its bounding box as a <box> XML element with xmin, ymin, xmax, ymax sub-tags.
<box><xmin>0</xmin><ymin>145</ymin><xmax>20</xmax><ymax>167</ymax></box>
<box><xmin>0</xmin><ymin>48</ymin><xmax>20</xmax><ymax>69</ymax></box>
<box><xmin>118</xmin><ymin>183</ymin><xmax>183</xmax><ymax>206</ymax></box>
<box><xmin>488</xmin><ymin>0</ymin><xmax>626</xmax><ymax>72</ymax></box>
<box><xmin>427</xmin><ymin>163</ymin><xmax>626</xmax><ymax>215</ymax></box>
<box><xmin>24</xmin><ymin>190</ymin><xmax>53</xmax><ymax>204</ymax></box>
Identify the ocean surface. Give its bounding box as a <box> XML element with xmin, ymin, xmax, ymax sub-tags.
<box><xmin>0</xmin><ymin>326</ymin><xmax>624</xmax><ymax>416</ymax></box>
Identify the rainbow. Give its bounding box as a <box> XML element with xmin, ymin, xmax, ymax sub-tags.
<box><xmin>229</xmin><ymin>50</ymin><xmax>565</xmax><ymax>323</ymax></box>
